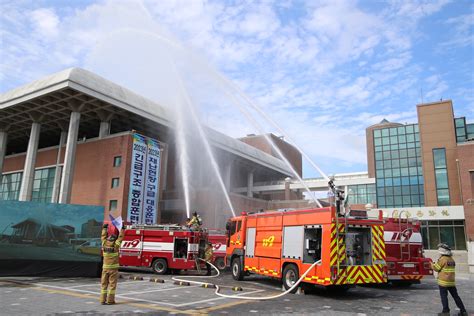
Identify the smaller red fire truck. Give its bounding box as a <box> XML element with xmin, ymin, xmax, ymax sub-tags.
<box><xmin>384</xmin><ymin>211</ymin><xmax>433</xmax><ymax>285</ymax></box>
<box><xmin>119</xmin><ymin>224</ymin><xmax>208</xmax><ymax>274</ymax></box>
<box><xmin>208</xmin><ymin>230</ymin><xmax>227</xmax><ymax>270</ymax></box>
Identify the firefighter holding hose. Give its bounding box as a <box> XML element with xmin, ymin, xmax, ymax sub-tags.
<box><xmin>100</xmin><ymin>223</ymin><xmax>124</xmax><ymax>305</ymax></box>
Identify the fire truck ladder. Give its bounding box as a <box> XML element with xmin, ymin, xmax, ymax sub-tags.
<box><xmin>126</xmin><ymin>224</ymin><xmax>186</xmax><ymax>231</ymax></box>
<box><xmin>396</xmin><ymin>210</ymin><xmax>411</xmax><ymax>260</ymax></box>
<box><xmin>332</xmin><ymin>182</ymin><xmax>348</xmax><ymax>277</ymax></box>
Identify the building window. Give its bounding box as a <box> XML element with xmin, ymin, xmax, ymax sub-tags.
<box><xmin>421</xmin><ymin>220</ymin><xmax>466</xmax><ymax>250</ymax></box>
<box><xmin>0</xmin><ymin>172</ymin><xmax>23</xmax><ymax>200</ymax></box>
<box><xmin>454</xmin><ymin>117</ymin><xmax>467</xmax><ymax>143</ymax></box>
<box><xmin>111</xmin><ymin>178</ymin><xmax>120</xmax><ymax>188</ymax></box>
<box><xmin>347</xmin><ymin>184</ymin><xmax>376</xmax><ymax>205</ymax></box>
<box><xmin>109</xmin><ymin>200</ymin><xmax>118</xmax><ymax>211</ymax></box>
<box><xmin>373</xmin><ymin>124</ymin><xmax>424</xmax><ymax>208</ymax></box>
<box><xmin>433</xmin><ymin>148</ymin><xmax>450</xmax><ymax>206</ymax></box>
<box><xmin>113</xmin><ymin>156</ymin><xmax>122</xmax><ymax>167</ymax></box>
<box><xmin>31</xmin><ymin>167</ymin><xmax>56</xmax><ymax>203</ymax></box>
<box><xmin>467</xmin><ymin>123</ymin><xmax>474</xmax><ymax>139</ymax></box>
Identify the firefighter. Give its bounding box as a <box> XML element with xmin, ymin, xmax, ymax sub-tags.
<box><xmin>204</xmin><ymin>242</ymin><xmax>214</xmax><ymax>276</ymax></box>
<box><xmin>432</xmin><ymin>243</ymin><xmax>467</xmax><ymax>316</ymax></box>
<box><xmin>187</xmin><ymin>212</ymin><xmax>202</xmax><ymax>231</ymax></box>
<box><xmin>100</xmin><ymin>223</ymin><xmax>124</xmax><ymax>305</ymax></box>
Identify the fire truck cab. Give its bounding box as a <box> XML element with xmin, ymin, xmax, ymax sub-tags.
<box><xmin>226</xmin><ymin>206</ymin><xmax>387</xmax><ymax>291</ymax></box>
<box><xmin>384</xmin><ymin>211</ymin><xmax>433</xmax><ymax>285</ymax></box>
<box><xmin>119</xmin><ymin>224</ymin><xmax>208</xmax><ymax>274</ymax></box>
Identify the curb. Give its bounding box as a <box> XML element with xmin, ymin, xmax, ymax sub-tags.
<box><xmin>149</xmin><ymin>277</ymin><xmax>165</xmax><ymax>283</ymax></box>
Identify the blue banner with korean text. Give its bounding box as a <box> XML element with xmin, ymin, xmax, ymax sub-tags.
<box><xmin>143</xmin><ymin>138</ymin><xmax>160</xmax><ymax>224</ymax></box>
<box><xmin>127</xmin><ymin>134</ymin><xmax>147</xmax><ymax>224</ymax></box>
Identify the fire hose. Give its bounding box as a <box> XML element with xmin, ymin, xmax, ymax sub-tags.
<box><xmin>171</xmin><ymin>258</ymin><xmax>322</xmax><ymax>300</ymax></box>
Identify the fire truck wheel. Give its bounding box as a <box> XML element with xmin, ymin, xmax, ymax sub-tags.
<box><xmin>282</xmin><ymin>264</ymin><xmax>299</xmax><ymax>293</ymax></box>
<box><xmin>231</xmin><ymin>257</ymin><xmax>244</xmax><ymax>281</ymax></box>
<box><xmin>214</xmin><ymin>257</ymin><xmax>226</xmax><ymax>270</ymax></box>
<box><xmin>152</xmin><ymin>258</ymin><xmax>168</xmax><ymax>275</ymax></box>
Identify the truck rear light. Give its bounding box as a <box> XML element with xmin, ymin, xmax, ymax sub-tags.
<box><xmin>382</xmin><ymin>265</ymin><xmax>388</xmax><ymax>279</ymax></box>
<box><xmin>331</xmin><ymin>266</ymin><xmax>338</xmax><ymax>281</ymax></box>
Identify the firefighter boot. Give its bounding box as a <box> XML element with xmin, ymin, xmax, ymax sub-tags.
<box><xmin>106</xmin><ymin>270</ymin><xmax>119</xmax><ymax>304</ymax></box>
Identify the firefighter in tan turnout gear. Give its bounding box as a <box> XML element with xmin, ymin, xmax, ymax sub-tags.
<box><xmin>100</xmin><ymin>223</ymin><xmax>124</xmax><ymax>305</ymax></box>
<box><xmin>204</xmin><ymin>242</ymin><xmax>214</xmax><ymax>276</ymax></box>
<box><xmin>432</xmin><ymin>243</ymin><xmax>467</xmax><ymax>316</ymax></box>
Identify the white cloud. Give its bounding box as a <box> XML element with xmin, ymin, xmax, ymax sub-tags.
<box><xmin>30</xmin><ymin>8</ymin><xmax>60</xmax><ymax>38</ymax></box>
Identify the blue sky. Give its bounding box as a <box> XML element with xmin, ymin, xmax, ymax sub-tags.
<box><xmin>1</xmin><ymin>0</ymin><xmax>473</xmax><ymax>178</ymax></box>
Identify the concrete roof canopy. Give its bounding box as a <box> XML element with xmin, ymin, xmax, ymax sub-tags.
<box><xmin>0</xmin><ymin>68</ymin><xmax>292</xmax><ymax>177</ymax></box>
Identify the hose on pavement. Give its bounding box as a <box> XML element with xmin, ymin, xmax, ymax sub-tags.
<box><xmin>171</xmin><ymin>258</ymin><xmax>321</xmax><ymax>300</ymax></box>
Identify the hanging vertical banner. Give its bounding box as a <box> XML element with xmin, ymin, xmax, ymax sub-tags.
<box><xmin>127</xmin><ymin>134</ymin><xmax>147</xmax><ymax>224</ymax></box>
<box><xmin>143</xmin><ymin>138</ymin><xmax>160</xmax><ymax>224</ymax></box>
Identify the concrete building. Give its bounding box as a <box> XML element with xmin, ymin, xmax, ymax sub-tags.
<box><xmin>0</xmin><ymin>68</ymin><xmax>305</xmax><ymax>229</ymax></box>
<box><xmin>366</xmin><ymin>100</ymin><xmax>474</xmax><ymax>273</ymax></box>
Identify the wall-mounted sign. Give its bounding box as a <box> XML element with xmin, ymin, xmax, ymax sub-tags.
<box><xmin>369</xmin><ymin>205</ymin><xmax>465</xmax><ymax>221</ymax></box>
<box><xmin>127</xmin><ymin>133</ymin><xmax>160</xmax><ymax>225</ymax></box>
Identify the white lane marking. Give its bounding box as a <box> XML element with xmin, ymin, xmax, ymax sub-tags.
<box><xmin>11</xmin><ymin>303</ymin><xmax>20</xmax><ymax>306</ymax></box>
<box><xmin>25</xmin><ymin>280</ymin><xmax>266</xmax><ymax>308</ymax></box>
<box><xmin>32</xmin><ymin>282</ymin><xmax>181</xmax><ymax>307</ymax></box>
<box><xmin>86</xmin><ymin>302</ymin><xmax>95</xmax><ymax>304</ymax></box>
<box><xmin>174</xmin><ymin>289</ymin><xmax>265</xmax><ymax>307</ymax></box>
<box><xmin>249</xmin><ymin>310</ymin><xmax>258</xmax><ymax>313</ymax></box>
<box><xmin>19</xmin><ymin>297</ymin><xmax>27</xmax><ymax>300</ymax></box>
<box><xmin>122</xmin><ymin>285</ymin><xmax>200</xmax><ymax>295</ymax></box>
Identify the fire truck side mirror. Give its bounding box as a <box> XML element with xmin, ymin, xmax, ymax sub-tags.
<box><xmin>225</xmin><ymin>221</ymin><xmax>230</xmax><ymax>231</ymax></box>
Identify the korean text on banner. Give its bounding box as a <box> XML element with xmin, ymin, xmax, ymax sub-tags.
<box><xmin>127</xmin><ymin>134</ymin><xmax>147</xmax><ymax>224</ymax></box>
<box><xmin>143</xmin><ymin>138</ymin><xmax>160</xmax><ymax>224</ymax></box>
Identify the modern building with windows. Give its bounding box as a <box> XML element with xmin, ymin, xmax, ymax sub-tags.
<box><xmin>0</xmin><ymin>68</ymin><xmax>307</xmax><ymax>229</ymax></box>
<box><xmin>366</xmin><ymin>100</ymin><xmax>474</xmax><ymax>273</ymax></box>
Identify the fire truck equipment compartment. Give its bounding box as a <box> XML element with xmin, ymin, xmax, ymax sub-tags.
<box><xmin>282</xmin><ymin>226</ymin><xmax>304</xmax><ymax>260</ymax></box>
<box><xmin>346</xmin><ymin>227</ymin><xmax>372</xmax><ymax>266</ymax></box>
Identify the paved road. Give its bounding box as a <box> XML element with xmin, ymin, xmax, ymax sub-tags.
<box><xmin>1</xmin><ymin>269</ymin><xmax>473</xmax><ymax>315</ymax></box>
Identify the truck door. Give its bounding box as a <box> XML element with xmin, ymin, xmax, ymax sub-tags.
<box><xmin>227</xmin><ymin>219</ymin><xmax>243</xmax><ymax>252</ymax></box>
<box><xmin>173</xmin><ymin>238</ymin><xmax>188</xmax><ymax>260</ymax></box>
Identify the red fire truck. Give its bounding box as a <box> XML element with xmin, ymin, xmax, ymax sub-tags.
<box><xmin>208</xmin><ymin>230</ymin><xmax>227</xmax><ymax>270</ymax></box>
<box><xmin>119</xmin><ymin>224</ymin><xmax>208</xmax><ymax>274</ymax></box>
<box><xmin>384</xmin><ymin>211</ymin><xmax>433</xmax><ymax>285</ymax></box>
<box><xmin>226</xmin><ymin>205</ymin><xmax>387</xmax><ymax>291</ymax></box>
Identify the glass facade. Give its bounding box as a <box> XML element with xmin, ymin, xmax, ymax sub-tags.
<box><xmin>0</xmin><ymin>172</ymin><xmax>23</xmax><ymax>200</ymax></box>
<box><xmin>31</xmin><ymin>167</ymin><xmax>56</xmax><ymax>203</ymax></box>
<box><xmin>455</xmin><ymin>117</ymin><xmax>474</xmax><ymax>142</ymax></box>
<box><xmin>421</xmin><ymin>220</ymin><xmax>466</xmax><ymax>250</ymax></box>
<box><xmin>373</xmin><ymin>124</ymin><xmax>424</xmax><ymax>208</ymax></box>
<box><xmin>433</xmin><ymin>148</ymin><xmax>450</xmax><ymax>206</ymax></box>
<box><xmin>347</xmin><ymin>184</ymin><xmax>376</xmax><ymax>205</ymax></box>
